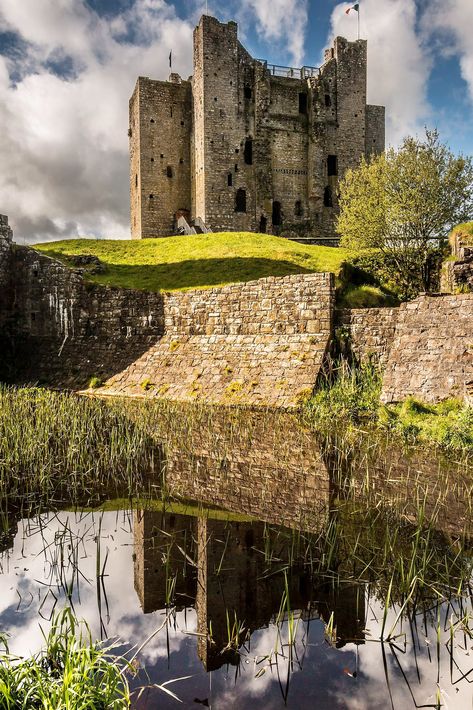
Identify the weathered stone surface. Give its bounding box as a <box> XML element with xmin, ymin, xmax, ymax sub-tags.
<box><xmin>105</xmin><ymin>273</ymin><xmax>335</xmax><ymax>408</ymax></box>
<box><xmin>1</xmin><ymin>233</ymin><xmax>335</xmax><ymax>406</ymax></box>
<box><xmin>2</xmin><ymin>245</ymin><xmax>166</xmax><ymax>385</ymax></box>
<box><xmin>336</xmin><ymin>307</ymin><xmax>399</xmax><ymax>367</ymax></box>
<box><xmin>441</xmin><ymin>228</ymin><xmax>473</xmax><ymax>293</ymax></box>
<box><xmin>381</xmin><ymin>294</ymin><xmax>473</xmax><ymax>404</ymax></box>
<box><xmin>130</xmin><ymin>15</ymin><xmax>385</xmax><ymax>242</ymax></box>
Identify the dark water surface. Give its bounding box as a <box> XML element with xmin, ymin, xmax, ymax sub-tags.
<box><xmin>1</xmin><ymin>407</ymin><xmax>472</xmax><ymax>709</ymax></box>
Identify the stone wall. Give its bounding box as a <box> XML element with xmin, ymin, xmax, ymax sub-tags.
<box><xmin>440</xmin><ymin>227</ymin><xmax>473</xmax><ymax>293</ymax></box>
<box><xmin>6</xmin><ymin>246</ymin><xmax>165</xmax><ymax>386</ymax></box>
<box><xmin>105</xmin><ymin>272</ymin><xmax>335</xmax><ymax>408</ymax></box>
<box><xmin>4</xmin><ymin>243</ymin><xmax>335</xmax><ymax>406</ymax></box>
<box><xmin>381</xmin><ymin>294</ymin><xmax>473</xmax><ymax>404</ymax></box>
<box><xmin>336</xmin><ymin>307</ymin><xmax>399</xmax><ymax>367</ymax></box>
<box><xmin>0</xmin><ymin>215</ymin><xmax>12</xmax><ymax>324</ymax></box>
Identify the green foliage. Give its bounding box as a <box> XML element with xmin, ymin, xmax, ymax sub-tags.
<box><xmin>338</xmin><ymin>284</ymin><xmax>398</xmax><ymax>308</ymax></box>
<box><xmin>304</xmin><ymin>360</ymin><xmax>382</xmax><ymax>428</ymax></box>
<box><xmin>0</xmin><ymin>608</ymin><xmax>130</xmax><ymax>709</ymax></box>
<box><xmin>382</xmin><ymin>397</ymin><xmax>473</xmax><ymax>452</ymax></box>
<box><xmin>304</xmin><ymin>364</ymin><xmax>473</xmax><ymax>456</ymax></box>
<box><xmin>88</xmin><ymin>375</ymin><xmax>102</xmax><ymax>389</ymax></box>
<box><xmin>338</xmin><ymin>129</ymin><xmax>473</xmax><ymax>298</ymax></box>
<box><xmin>34</xmin><ymin>232</ymin><xmax>350</xmax><ymax>292</ymax></box>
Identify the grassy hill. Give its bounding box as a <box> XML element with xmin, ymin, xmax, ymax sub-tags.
<box><xmin>34</xmin><ymin>232</ymin><xmax>350</xmax><ymax>292</ymax></box>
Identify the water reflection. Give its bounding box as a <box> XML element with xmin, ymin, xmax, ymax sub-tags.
<box><xmin>0</xmin><ymin>404</ymin><xmax>472</xmax><ymax>708</ymax></box>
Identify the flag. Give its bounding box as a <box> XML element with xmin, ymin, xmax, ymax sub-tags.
<box><xmin>169</xmin><ymin>50</ymin><xmax>172</xmax><ymax>68</ymax></box>
<box><xmin>346</xmin><ymin>3</ymin><xmax>359</xmax><ymax>13</ymax></box>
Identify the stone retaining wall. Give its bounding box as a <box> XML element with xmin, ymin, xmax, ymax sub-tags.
<box><xmin>3</xmin><ymin>242</ymin><xmax>335</xmax><ymax>407</ymax></box>
<box><xmin>105</xmin><ymin>273</ymin><xmax>335</xmax><ymax>408</ymax></box>
<box><xmin>4</xmin><ymin>246</ymin><xmax>165</xmax><ymax>386</ymax></box>
<box><xmin>336</xmin><ymin>307</ymin><xmax>399</xmax><ymax>367</ymax></box>
<box><xmin>381</xmin><ymin>294</ymin><xmax>473</xmax><ymax>403</ymax></box>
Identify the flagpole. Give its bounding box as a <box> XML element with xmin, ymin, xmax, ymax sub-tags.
<box><xmin>358</xmin><ymin>5</ymin><xmax>360</xmax><ymax>39</ymax></box>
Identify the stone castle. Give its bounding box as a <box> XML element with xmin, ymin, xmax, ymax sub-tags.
<box><xmin>129</xmin><ymin>14</ymin><xmax>385</xmax><ymax>242</ymax></box>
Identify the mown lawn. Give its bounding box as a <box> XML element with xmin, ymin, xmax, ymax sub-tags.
<box><xmin>34</xmin><ymin>232</ymin><xmax>350</xmax><ymax>292</ymax></box>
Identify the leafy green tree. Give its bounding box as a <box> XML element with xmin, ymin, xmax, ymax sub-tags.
<box><xmin>337</xmin><ymin>130</ymin><xmax>473</xmax><ymax>298</ymax></box>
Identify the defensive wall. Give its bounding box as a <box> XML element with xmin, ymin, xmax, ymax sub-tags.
<box><xmin>1</xmin><ymin>219</ymin><xmax>472</xmax><ymax>407</ymax></box>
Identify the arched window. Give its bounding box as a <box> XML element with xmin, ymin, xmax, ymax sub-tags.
<box><xmin>227</xmin><ymin>173</ymin><xmax>233</xmax><ymax>187</ymax></box>
<box><xmin>294</xmin><ymin>200</ymin><xmax>303</xmax><ymax>217</ymax></box>
<box><xmin>166</xmin><ymin>165</ymin><xmax>173</xmax><ymax>178</ymax></box>
<box><xmin>259</xmin><ymin>215</ymin><xmax>267</xmax><ymax>233</ymax></box>
<box><xmin>244</xmin><ymin>85</ymin><xmax>252</xmax><ymax>99</ymax></box>
<box><xmin>235</xmin><ymin>188</ymin><xmax>247</xmax><ymax>213</ymax></box>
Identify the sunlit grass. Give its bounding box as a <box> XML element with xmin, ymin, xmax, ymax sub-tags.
<box><xmin>34</xmin><ymin>232</ymin><xmax>350</xmax><ymax>292</ymax></box>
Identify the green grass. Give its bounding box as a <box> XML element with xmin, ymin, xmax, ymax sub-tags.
<box><xmin>380</xmin><ymin>396</ymin><xmax>473</xmax><ymax>452</ymax></box>
<box><xmin>34</xmin><ymin>232</ymin><xmax>350</xmax><ymax>292</ymax></box>
<box><xmin>0</xmin><ymin>608</ymin><xmax>131</xmax><ymax>709</ymax></box>
<box><xmin>304</xmin><ymin>362</ymin><xmax>473</xmax><ymax>456</ymax></box>
<box><xmin>338</xmin><ymin>284</ymin><xmax>399</xmax><ymax>308</ymax></box>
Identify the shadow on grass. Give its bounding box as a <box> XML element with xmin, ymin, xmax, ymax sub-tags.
<box><xmin>79</xmin><ymin>257</ymin><xmax>315</xmax><ymax>292</ymax></box>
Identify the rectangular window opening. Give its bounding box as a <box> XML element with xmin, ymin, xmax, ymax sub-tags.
<box><xmin>327</xmin><ymin>155</ymin><xmax>338</xmax><ymax>176</ymax></box>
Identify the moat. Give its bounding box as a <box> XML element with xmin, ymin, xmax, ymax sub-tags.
<box><xmin>1</xmin><ymin>403</ymin><xmax>472</xmax><ymax>709</ymax></box>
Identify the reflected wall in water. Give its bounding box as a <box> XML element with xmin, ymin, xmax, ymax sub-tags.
<box><xmin>161</xmin><ymin>409</ymin><xmax>331</xmax><ymax>532</ymax></box>
<box><xmin>133</xmin><ymin>509</ymin><xmax>366</xmax><ymax>671</ymax></box>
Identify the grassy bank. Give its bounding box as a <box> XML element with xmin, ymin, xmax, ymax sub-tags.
<box><xmin>34</xmin><ymin>232</ymin><xmax>350</xmax><ymax>292</ymax></box>
<box><xmin>304</xmin><ymin>362</ymin><xmax>473</xmax><ymax>456</ymax></box>
<box><xmin>0</xmin><ymin>386</ymin><xmax>159</xmax><ymax>506</ymax></box>
<box><xmin>0</xmin><ymin>609</ymin><xmax>131</xmax><ymax>709</ymax></box>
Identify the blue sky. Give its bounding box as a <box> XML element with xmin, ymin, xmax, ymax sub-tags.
<box><xmin>0</xmin><ymin>0</ymin><xmax>471</xmax><ymax>241</ymax></box>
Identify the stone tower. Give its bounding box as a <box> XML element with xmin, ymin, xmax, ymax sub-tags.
<box><xmin>129</xmin><ymin>15</ymin><xmax>385</xmax><ymax>242</ymax></box>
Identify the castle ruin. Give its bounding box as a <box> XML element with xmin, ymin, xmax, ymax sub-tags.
<box><xmin>129</xmin><ymin>15</ymin><xmax>385</xmax><ymax>243</ymax></box>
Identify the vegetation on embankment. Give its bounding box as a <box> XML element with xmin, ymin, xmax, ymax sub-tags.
<box><xmin>34</xmin><ymin>232</ymin><xmax>397</xmax><ymax>306</ymax></box>
<box><xmin>304</xmin><ymin>362</ymin><xmax>473</xmax><ymax>456</ymax></box>
<box><xmin>451</xmin><ymin>221</ymin><xmax>473</xmax><ymax>242</ymax></box>
<box><xmin>0</xmin><ymin>386</ymin><xmax>159</xmax><ymax>505</ymax></box>
<box><xmin>0</xmin><ymin>609</ymin><xmax>131</xmax><ymax>709</ymax></box>
<box><xmin>35</xmin><ymin>232</ymin><xmax>349</xmax><ymax>292</ymax></box>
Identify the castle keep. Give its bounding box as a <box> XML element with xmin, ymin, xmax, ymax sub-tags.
<box><xmin>129</xmin><ymin>15</ymin><xmax>385</xmax><ymax>242</ymax></box>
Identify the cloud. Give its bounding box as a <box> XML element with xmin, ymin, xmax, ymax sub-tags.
<box><xmin>422</xmin><ymin>0</ymin><xmax>473</xmax><ymax>104</ymax></box>
<box><xmin>238</xmin><ymin>0</ymin><xmax>309</xmax><ymax>66</ymax></box>
<box><xmin>328</xmin><ymin>0</ymin><xmax>432</xmax><ymax>146</ymax></box>
<box><xmin>0</xmin><ymin>0</ymin><xmax>194</xmax><ymax>242</ymax></box>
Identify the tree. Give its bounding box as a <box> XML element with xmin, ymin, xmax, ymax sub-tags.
<box><xmin>337</xmin><ymin>130</ymin><xmax>473</xmax><ymax>298</ymax></box>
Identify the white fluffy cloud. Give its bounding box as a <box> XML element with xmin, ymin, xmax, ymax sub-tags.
<box><xmin>0</xmin><ymin>0</ymin><xmax>194</xmax><ymax>242</ymax></box>
<box><xmin>328</xmin><ymin>0</ymin><xmax>432</xmax><ymax>146</ymax></box>
<box><xmin>422</xmin><ymin>0</ymin><xmax>473</xmax><ymax>102</ymax></box>
<box><xmin>238</xmin><ymin>0</ymin><xmax>309</xmax><ymax>67</ymax></box>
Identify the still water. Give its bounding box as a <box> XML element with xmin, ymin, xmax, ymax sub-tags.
<box><xmin>0</xmin><ymin>407</ymin><xmax>472</xmax><ymax>708</ymax></box>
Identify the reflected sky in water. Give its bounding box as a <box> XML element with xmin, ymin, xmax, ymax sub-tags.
<box><xmin>1</xmin><ymin>509</ymin><xmax>472</xmax><ymax>709</ymax></box>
